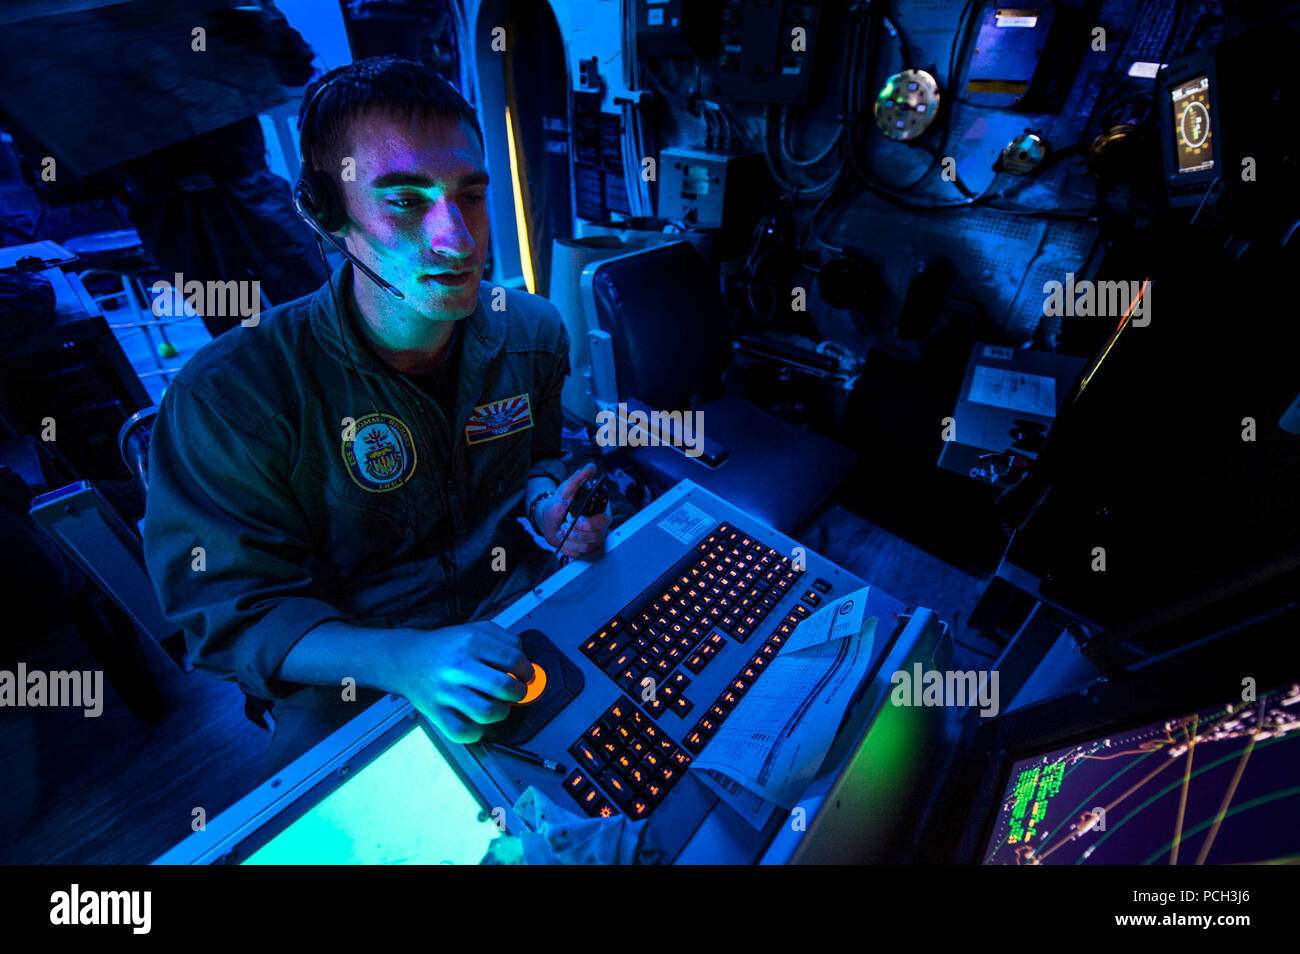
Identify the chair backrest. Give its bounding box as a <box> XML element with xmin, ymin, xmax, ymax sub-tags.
<box><xmin>587</xmin><ymin>241</ymin><xmax>732</xmax><ymax>411</ymax></box>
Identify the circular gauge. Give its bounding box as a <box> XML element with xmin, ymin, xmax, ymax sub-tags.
<box><xmin>873</xmin><ymin>69</ymin><xmax>941</xmax><ymax>142</ymax></box>
<box><xmin>1180</xmin><ymin>100</ymin><xmax>1211</xmax><ymax>151</ymax></box>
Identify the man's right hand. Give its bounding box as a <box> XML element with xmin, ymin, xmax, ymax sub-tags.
<box><xmin>392</xmin><ymin>622</ymin><xmax>533</xmax><ymax>744</ymax></box>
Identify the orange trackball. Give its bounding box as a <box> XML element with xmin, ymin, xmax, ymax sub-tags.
<box><xmin>515</xmin><ymin>662</ymin><xmax>547</xmax><ymax>705</ymax></box>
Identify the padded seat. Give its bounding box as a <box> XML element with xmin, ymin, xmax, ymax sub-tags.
<box><xmin>580</xmin><ymin>241</ymin><xmax>855</xmax><ymax>533</ymax></box>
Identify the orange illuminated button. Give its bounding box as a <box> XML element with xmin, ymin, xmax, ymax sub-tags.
<box><xmin>516</xmin><ymin>663</ymin><xmax>547</xmax><ymax>705</ymax></box>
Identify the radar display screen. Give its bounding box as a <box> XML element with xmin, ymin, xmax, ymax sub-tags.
<box><xmin>983</xmin><ymin>684</ymin><xmax>1300</xmax><ymax>864</ymax></box>
<box><xmin>1171</xmin><ymin>73</ymin><xmax>1214</xmax><ymax>174</ymax></box>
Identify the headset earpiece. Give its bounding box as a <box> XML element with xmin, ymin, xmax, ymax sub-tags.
<box><xmin>294</xmin><ymin>74</ymin><xmax>348</xmax><ymax>234</ymax></box>
<box><xmin>293</xmin><ymin>70</ymin><xmax>404</xmax><ymax>300</ymax></box>
<box><xmin>295</xmin><ymin>166</ymin><xmax>347</xmax><ymax>233</ymax></box>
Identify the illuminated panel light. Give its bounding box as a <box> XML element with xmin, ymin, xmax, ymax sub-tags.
<box><xmin>1128</xmin><ymin>61</ymin><xmax>1167</xmax><ymax>79</ymax></box>
<box><xmin>994</xmin><ymin>13</ymin><xmax>1038</xmax><ymax>28</ymax></box>
<box><xmin>505</xmin><ymin>106</ymin><xmax>536</xmax><ymax>294</ymax></box>
<box><xmin>243</xmin><ymin>728</ymin><xmax>495</xmax><ymax>864</ymax></box>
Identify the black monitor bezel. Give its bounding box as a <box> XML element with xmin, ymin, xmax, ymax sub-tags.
<box><xmin>1155</xmin><ymin>49</ymin><xmax>1224</xmax><ymax>205</ymax></box>
<box><xmin>935</xmin><ymin>608</ymin><xmax>1296</xmax><ymax>864</ymax></box>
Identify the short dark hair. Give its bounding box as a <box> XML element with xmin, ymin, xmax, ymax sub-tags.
<box><xmin>299</xmin><ymin>56</ymin><xmax>484</xmax><ymax>182</ymax></box>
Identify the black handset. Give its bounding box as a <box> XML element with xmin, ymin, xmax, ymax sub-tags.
<box><xmin>567</xmin><ymin>475</ymin><xmax>609</xmax><ymax>521</ymax></box>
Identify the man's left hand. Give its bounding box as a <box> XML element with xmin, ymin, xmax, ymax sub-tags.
<box><xmin>535</xmin><ymin>464</ymin><xmax>611</xmax><ymax>559</ymax></box>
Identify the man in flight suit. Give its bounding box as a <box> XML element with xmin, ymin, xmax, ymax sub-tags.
<box><xmin>143</xmin><ymin>57</ymin><xmax>610</xmax><ymax>777</ymax></box>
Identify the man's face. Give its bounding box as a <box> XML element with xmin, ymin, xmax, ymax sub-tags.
<box><xmin>335</xmin><ymin>108</ymin><xmax>490</xmax><ymax>321</ymax></box>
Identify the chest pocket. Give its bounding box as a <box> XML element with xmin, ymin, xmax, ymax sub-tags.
<box><xmin>470</xmin><ymin>427</ymin><xmax>530</xmax><ymax>490</ymax></box>
<box><xmin>294</xmin><ymin>420</ymin><xmax>428</xmax><ymax>572</ymax></box>
<box><xmin>295</xmin><ymin>458</ymin><xmax>405</xmax><ymax>566</ymax></box>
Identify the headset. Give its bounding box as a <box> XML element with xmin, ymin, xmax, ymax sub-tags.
<box><xmin>293</xmin><ymin>74</ymin><xmax>405</xmax><ymax>300</ymax></box>
<box><xmin>291</xmin><ymin>71</ymin><xmax>391</xmax><ymax>431</ymax></box>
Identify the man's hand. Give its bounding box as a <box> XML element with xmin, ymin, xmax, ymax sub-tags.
<box><xmin>392</xmin><ymin>622</ymin><xmax>533</xmax><ymax>744</ymax></box>
<box><xmin>534</xmin><ymin>464</ymin><xmax>612</xmax><ymax>559</ymax></box>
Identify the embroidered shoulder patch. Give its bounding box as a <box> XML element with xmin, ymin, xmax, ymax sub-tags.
<box><xmin>465</xmin><ymin>393</ymin><xmax>533</xmax><ymax>445</ymax></box>
<box><xmin>342</xmin><ymin>413</ymin><xmax>418</xmax><ymax>492</ymax></box>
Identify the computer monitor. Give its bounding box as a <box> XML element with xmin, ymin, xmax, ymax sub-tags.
<box><xmin>1156</xmin><ymin>51</ymin><xmax>1224</xmax><ymax>208</ymax></box>
<box><xmin>982</xmin><ymin>683</ymin><xmax>1300</xmax><ymax>865</ymax></box>
<box><xmin>1169</xmin><ymin>73</ymin><xmax>1215</xmax><ymax>175</ymax></box>
<box><xmin>921</xmin><ymin>608</ymin><xmax>1299</xmax><ymax>864</ymax></box>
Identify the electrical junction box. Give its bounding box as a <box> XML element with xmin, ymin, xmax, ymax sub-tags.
<box><xmin>716</xmin><ymin>0</ymin><xmax>821</xmax><ymax>103</ymax></box>
<box><xmin>656</xmin><ymin>147</ymin><xmax>766</xmax><ymax>254</ymax></box>
<box><xmin>938</xmin><ymin>343</ymin><xmax>1086</xmax><ymax>485</ymax></box>
<box><xmin>635</xmin><ymin>0</ymin><xmax>717</xmax><ymax>58</ymax></box>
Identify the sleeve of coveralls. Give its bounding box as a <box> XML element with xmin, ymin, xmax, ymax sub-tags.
<box><xmin>526</xmin><ymin>309</ymin><xmax>571</xmax><ymax>487</ymax></box>
<box><xmin>142</xmin><ymin>380</ymin><xmax>348</xmax><ymax>700</ymax></box>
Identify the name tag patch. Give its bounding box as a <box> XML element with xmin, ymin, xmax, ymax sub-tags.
<box><xmin>465</xmin><ymin>393</ymin><xmax>534</xmax><ymax>445</ymax></box>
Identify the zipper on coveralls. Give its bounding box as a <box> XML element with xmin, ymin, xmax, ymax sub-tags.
<box><xmin>390</xmin><ymin>375</ymin><xmax>465</xmax><ymax>618</ymax></box>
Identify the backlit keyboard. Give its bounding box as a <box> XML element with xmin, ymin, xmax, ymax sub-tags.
<box><xmin>564</xmin><ymin>521</ymin><xmax>809</xmax><ymax>818</ymax></box>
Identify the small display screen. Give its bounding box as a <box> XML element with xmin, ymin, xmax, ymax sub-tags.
<box><xmin>243</xmin><ymin>725</ymin><xmax>497</xmax><ymax>865</ymax></box>
<box><xmin>983</xmin><ymin>684</ymin><xmax>1300</xmax><ymax>864</ymax></box>
<box><xmin>1171</xmin><ymin>73</ymin><xmax>1214</xmax><ymax>174</ymax></box>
